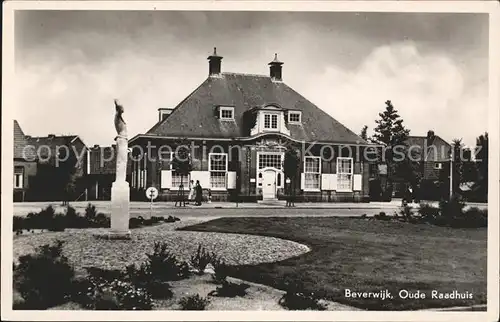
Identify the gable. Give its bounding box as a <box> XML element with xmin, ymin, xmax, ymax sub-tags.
<box><xmin>146</xmin><ymin>73</ymin><xmax>366</xmax><ymax>144</ymax></box>
<box><xmin>14</xmin><ymin>120</ymin><xmax>36</xmax><ymax>160</ymax></box>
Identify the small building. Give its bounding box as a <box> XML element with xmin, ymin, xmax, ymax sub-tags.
<box><xmin>13</xmin><ymin>120</ymin><xmax>37</xmax><ymax>201</ymax></box>
<box><xmin>396</xmin><ymin>131</ymin><xmax>452</xmax><ymax>200</ymax></box>
<box><xmin>129</xmin><ymin>49</ymin><xmax>372</xmax><ymax>202</ymax></box>
<box><xmin>22</xmin><ymin>131</ymin><xmax>88</xmax><ymax>201</ymax></box>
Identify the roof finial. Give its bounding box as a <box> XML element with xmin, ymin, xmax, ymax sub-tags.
<box><xmin>214</xmin><ymin>47</ymin><xmax>217</xmax><ymax>56</ymax></box>
<box><xmin>274</xmin><ymin>53</ymin><xmax>278</xmax><ymax>60</ymax></box>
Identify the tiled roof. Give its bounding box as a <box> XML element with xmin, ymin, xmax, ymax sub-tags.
<box><xmin>27</xmin><ymin>135</ymin><xmax>83</xmax><ymax>158</ymax></box>
<box><xmin>146</xmin><ymin>73</ymin><xmax>366</xmax><ymax>144</ymax></box>
<box><xmin>406</xmin><ymin>135</ymin><xmax>451</xmax><ymax>162</ymax></box>
<box><xmin>13</xmin><ymin>120</ymin><xmax>36</xmax><ymax>160</ymax></box>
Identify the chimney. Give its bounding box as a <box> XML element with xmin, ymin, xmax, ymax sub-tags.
<box><xmin>427</xmin><ymin>130</ymin><xmax>435</xmax><ymax>141</ymax></box>
<box><xmin>207</xmin><ymin>47</ymin><xmax>222</xmax><ymax>76</ymax></box>
<box><xmin>158</xmin><ymin>108</ymin><xmax>174</xmax><ymax>122</ymax></box>
<box><xmin>269</xmin><ymin>53</ymin><xmax>283</xmax><ymax>81</ymax></box>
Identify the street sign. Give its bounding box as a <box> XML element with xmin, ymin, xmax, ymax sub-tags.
<box><xmin>145</xmin><ymin>187</ymin><xmax>158</xmax><ymax>200</ymax></box>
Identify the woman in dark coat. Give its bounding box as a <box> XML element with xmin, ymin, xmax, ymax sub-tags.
<box><xmin>195</xmin><ymin>180</ymin><xmax>203</xmax><ymax>206</ymax></box>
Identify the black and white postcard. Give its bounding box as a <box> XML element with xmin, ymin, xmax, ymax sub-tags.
<box><xmin>2</xmin><ymin>1</ymin><xmax>499</xmax><ymax>321</ymax></box>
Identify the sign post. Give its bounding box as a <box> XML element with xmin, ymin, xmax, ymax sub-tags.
<box><xmin>145</xmin><ymin>187</ymin><xmax>159</xmax><ymax>219</ymax></box>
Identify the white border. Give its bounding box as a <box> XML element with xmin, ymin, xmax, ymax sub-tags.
<box><xmin>2</xmin><ymin>1</ymin><xmax>499</xmax><ymax>321</ymax></box>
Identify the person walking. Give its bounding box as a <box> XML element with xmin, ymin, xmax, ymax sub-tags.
<box><xmin>187</xmin><ymin>180</ymin><xmax>195</xmax><ymax>203</ymax></box>
<box><xmin>195</xmin><ymin>180</ymin><xmax>203</xmax><ymax>206</ymax></box>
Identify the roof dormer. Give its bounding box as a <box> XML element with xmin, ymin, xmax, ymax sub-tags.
<box><xmin>250</xmin><ymin>104</ymin><xmax>290</xmax><ymax>137</ymax></box>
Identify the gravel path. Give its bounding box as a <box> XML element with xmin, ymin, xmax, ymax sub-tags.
<box><xmin>13</xmin><ymin>219</ymin><xmax>310</xmax><ymax>274</ymax></box>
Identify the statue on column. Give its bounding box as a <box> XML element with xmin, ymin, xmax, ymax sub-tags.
<box><xmin>114</xmin><ymin>99</ymin><xmax>128</xmax><ymax>183</ymax></box>
<box><xmin>110</xmin><ymin>99</ymin><xmax>130</xmax><ymax>238</ymax></box>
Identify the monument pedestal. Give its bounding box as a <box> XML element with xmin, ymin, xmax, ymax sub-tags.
<box><xmin>110</xmin><ymin>180</ymin><xmax>131</xmax><ymax>239</ymax></box>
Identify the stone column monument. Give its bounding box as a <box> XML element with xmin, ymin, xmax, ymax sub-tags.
<box><xmin>110</xmin><ymin>99</ymin><xmax>131</xmax><ymax>238</ymax></box>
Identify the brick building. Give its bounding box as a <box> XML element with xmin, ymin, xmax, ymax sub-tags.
<box><xmin>13</xmin><ymin>120</ymin><xmax>37</xmax><ymax>201</ymax></box>
<box><xmin>129</xmin><ymin>49</ymin><xmax>372</xmax><ymax>202</ymax></box>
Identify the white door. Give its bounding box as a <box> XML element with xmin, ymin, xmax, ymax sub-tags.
<box><xmin>262</xmin><ymin>170</ymin><xmax>276</xmax><ymax>200</ymax></box>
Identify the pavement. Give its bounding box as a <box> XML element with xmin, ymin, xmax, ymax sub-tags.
<box><xmin>12</xmin><ymin>199</ymin><xmax>487</xmax><ymax>219</ymax></box>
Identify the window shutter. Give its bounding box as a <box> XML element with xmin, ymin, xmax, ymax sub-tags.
<box><xmin>321</xmin><ymin>174</ymin><xmax>330</xmax><ymax>191</ymax></box>
<box><xmin>161</xmin><ymin>170</ymin><xmax>172</xmax><ymax>189</ymax></box>
<box><xmin>191</xmin><ymin>171</ymin><xmax>211</xmax><ymax>188</ymax></box>
<box><xmin>330</xmin><ymin>174</ymin><xmax>338</xmax><ymax>191</ymax></box>
<box><xmin>353</xmin><ymin>174</ymin><xmax>362</xmax><ymax>191</ymax></box>
<box><xmin>300</xmin><ymin>173</ymin><xmax>305</xmax><ymax>190</ymax></box>
<box><xmin>227</xmin><ymin>171</ymin><xmax>237</xmax><ymax>189</ymax></box>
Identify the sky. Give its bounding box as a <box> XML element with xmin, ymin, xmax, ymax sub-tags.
<box><xmin>14</xmin><ymin>10</ymin><xmax>489</xmax><ymax>148</ymax></box>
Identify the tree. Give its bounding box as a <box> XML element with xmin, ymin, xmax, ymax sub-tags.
<box><xmin>360</xmin><ymin>125</ymin><xmax>368</xmax><ymax>141</ymax></box>
<box><xmin>474</xmin><ymin>132</ymin><xmax>488</xmax><ymax>201</ymax></box>
<box><xmin>283</xmin><ymin>146</ymin><xmax>300</xmax><ymax>207</ymax></box>
<box><xmin>371</xmin><ymin>100</ymin><xmax>414</xmax><ymax>199</ymax></box>
<box><xmin>171</xmin><ymin>140</ymin><xmax>192</xmax><ymax>207</ymax></box>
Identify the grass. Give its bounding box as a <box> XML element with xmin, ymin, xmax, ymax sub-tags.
<box><xmin>179</xmin><ymin>217</ymin><xmax>487</xmax><ymax>310</ymax></box>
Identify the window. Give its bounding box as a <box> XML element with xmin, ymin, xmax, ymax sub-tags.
<box><xmin>264</xmin><ymin>113</ymin><xmax>279</xmax><ymax>130</ymax></box>
<box><xmin>258</xmin><ymin>153</ymin><xmax>282</xmax><ymax>170</ymax></box>
<box><xmin>304</xmin><ymin>156</ymin><xmax>321</xmax><ymax>190</ymax></box>
<box><xmin>220</xmin><ymin>107</ymin><xmax>234</xmax><ymax>120</ymax></box>
<box><xmin>434</xmin><ymin>162</ymin><xmax>443</xmax><ymax>170</ymax></box>
<box><xmin>288</xmin><ymin>111</ymin><xmax>301</xmax><ymax>124</ymax></box>
<box><xmin>172</xmin><ymin>172</ymin><xmax>190</xmax><ymax>190</ymax></box>
<box><xmin>209</xmin><ymin>153</ymin><xmax>228</xmax><ymax>189</ymax></box>
<box><xmin>337</xmin><ymin>157</ymin><xmax>353</xmax><ymax>191</ymax></box>
<box><xmin>14</xmin><ymin>167</ymin><xmax>23</xmax><ymax>189</ymax></box>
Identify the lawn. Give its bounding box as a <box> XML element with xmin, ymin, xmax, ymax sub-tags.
<box><xmin>179</xmin><ymin>217</ymin><xmax>487</xmax><ymax>310</ymax></box>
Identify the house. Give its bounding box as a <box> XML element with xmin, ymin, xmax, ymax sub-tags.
<box><xmin>397</xmin><ymin>131</ymin><xmax>452</xmax><ymax>200</ymax></box>
<box><xmin>23</xmin><ymin>133</ymin><xmax>89</xmax><ymax>201</ymax></box>
<box><xmin>129</xmin><ymin>49</ymin><xmax>372</xmax><ymax>202</ymax></box>
<box><xmin>13</xmin><ymin>120</ymin><xmax>37</xmax><ymax>201</ymax></box>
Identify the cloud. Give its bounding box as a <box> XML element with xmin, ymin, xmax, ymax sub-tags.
<box><xmin>296</xmin><ymin>42</ymin><xmax>488</xmax><ymax>148</ymax></box>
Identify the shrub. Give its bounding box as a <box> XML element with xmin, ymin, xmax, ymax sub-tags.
<box><xmin>190</xmin><ymin>244</ymin><xmax>218</xmax><ymax>275</ymax></box>
<box><xmin>211</xmin><ymin>258</ymin><xmax>229</xmax><ymax>284</ymax></box>
<box><xmin>279</xmin><ymin>290</ymin><xmax>327</xmax><ymax>311</ymax></box>
<box><xmin>418</xmin><ymin>203</ymin><xmax>440</xmax><ymax>220</ymax></box>
<box><xmin>165</xmin><ymin>215</ymin><xmax>181</xmax><ymax>223</ymax></box>
<box><xmin>25</xmin><ymin>205</ymin><xmax>56</xmax><ymax>230</ymax></box>
<box><xmin>125</xmin><ymin>263</ymin><xmax>173</xmax><ymax>299</ymax></box>
<box><xmin>209</xmin><ymin>281</ymin><xmax>250</xmax><ymax>298</ymax></box>
<box><xmin>129</xmin><ymin>217</ymin><xmax>143</xmax><ymax>229</ymax></box>
<box><xmin>65</xmin><ymin>205</ymin><xmax>85</xmax><ymax>228</ymax></box>
<box><xmin>146</xmin><ymin>242</ymin><xmax>190</xmax><ymax>281</ymax></box>
<box><xmin>79</xmin><ymin>276</ymin><xmax>153</xmax><ymax>310</ymax></box>
<box><xmin>13</xmin><ymin>240</ymin><xmax>75</xmax><ymax>309</ymax></box>
<box><xmin>458</xmin><ymin>207</ymin><xmax>488</xmax><ymax>228</ymax></box>
<box><xmin>84</xmin><ymin>203</ymin><xmax>109</xmax><ymax>228</ymax></box>
<box><xmin>84</xmin><ymin>203</ymin><xmax>98</xmax><ymax>222</ymax></box>
<box><xmin>13</xmin><ymin>216</ymin><xmax>25</xmax><ymax>234</ymax></box>
<box><xmin>178</xmin><ymin>294</ymin><xmax>210</xmax><ymax>310</ymax></box>
<box><xmin>373</xmin><ymin>211</ymin><xmax>390</xmax><ymax>221</ymax></box>
<box><xmin>48</xmin><ymin>213</ymin><xmax>67</xmax><ymax>231</ymax></box>
<box><xmin>439</xmin><ymin>195</ymin><xmax>466</xmax><ymax>218</ymax></box>
<box><xmin>94</xmin><ymin>213</ymin><xmax>110</xmax><ymax>228</ymax></box>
